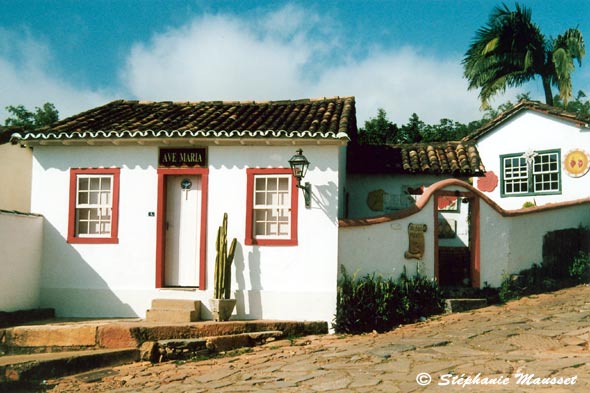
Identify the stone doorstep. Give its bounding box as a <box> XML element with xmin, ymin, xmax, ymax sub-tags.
<box><xmin>149</xmin><ymin>299</ymin><xmax>201</xmax><ymax>311</ymax></box>
<box><xmin>145</xmin><ymin>309</ymin><xmax>201</xmax><ymax>323</ymax></box>
<box><xmin>151</xmin><ymin>330</ymin><xmax>284</xmax><ymax>362</ymax></box>
<box><xmin>0</xmin><ymin>348</ymin><xmax>139</xmax><ymax>385</ymax></box>
<box><xmin>145</xmin><ymin>299</ymin><xmax>202</xmax><ymax>323</ymax></box>
<box><xmin>445</xmin><ymin>298</ymin><xmax>488</xmax><ymax>313</ymax></box>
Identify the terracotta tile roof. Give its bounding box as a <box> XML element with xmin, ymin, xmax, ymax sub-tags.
<box><xmin>464</xmin><ymin>100</ymin><xmax>590</xmax><ymax>141</ymax></box>
<box><xmin>347</xmin><ymin>142</ymin><xmax>485</xmax><ymax>176</ymax></box>
<box><xmin>12</xmin><ymin>97</ymin><xmax>357</xmax><ymax>143</ymax></box>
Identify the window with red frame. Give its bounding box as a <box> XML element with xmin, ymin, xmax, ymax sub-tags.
<box><xmin>245</xmin><ymin>168</ymin><xmax>298</xmax><ymax>246</ymax></box>
<box><xmin>68</xmin><ymin>168</ymin><xmax>120</xmax><ymax>244</ymax></box>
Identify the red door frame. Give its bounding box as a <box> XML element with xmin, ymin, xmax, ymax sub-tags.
<box><xmin>433</xmin><ymin>190</ymin><xmax>480</xmax><ymax>288</ymax></box>
<box><xmin>156</xmin><ymin>168</ymin><xmax>209</xmax><ymax>289</ymax></box>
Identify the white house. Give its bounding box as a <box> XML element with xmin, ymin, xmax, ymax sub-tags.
<box><xmin>11</xmin><ymin>97</ymin><xmax>356</xmax><ymax>324</ymax></box>
<box><xmin>465</xmin><ymin>101</ymin><xmax>590</xmax><ymax>210</ymax></box>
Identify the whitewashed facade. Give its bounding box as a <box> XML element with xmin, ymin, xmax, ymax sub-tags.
<box><xmin>15</xmin><ymin>98</ymin><xmax>354</xmax><ymax>324</ymax></box>
<box><xmin>0</xmin><ymin>211</ymin><xmax>43</xmax><ymax>311</ymax></box>
<box><xmin>469</xmin><ymin>102</ymin><xmax>590</xmax><ymax>209</ymax></box>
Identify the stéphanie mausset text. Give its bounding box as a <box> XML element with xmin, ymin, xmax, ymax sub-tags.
<box><xmin>438</xmin><ymin>373</ymin><xmax>577</xmax><ymax>388</ymax></box>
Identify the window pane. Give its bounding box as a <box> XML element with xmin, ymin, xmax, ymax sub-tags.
<box><xmin>90</xmin><ymin>177</ymin><xmax>100</xmax><ymax>190</ymax></box>
<box><xmin>89</xmin><ymin>192</ymin><xmax>99</xmax><ymax>205</ymax></box>
<box><xmin>533</xmin><ymin>152</ymin><xmax>559</xmax><ymax>192</ymax></box>
<box><xmin>252</xmin><ymin>174</ymin><xmax>292</xmax><ymax>239</ymax></box>
<box><xmin>78</xmin><ymin>221</ymin><xmax>89</xmax><ymax>235</ymax></box>
<box><xmin>255</xmin><ymin>191</ymin><xmax>265</xmax><ymax>205</ymax></box>
<box><xmin>78</xmin><ymin>191</ymin><xmax>89</xmax><ymax>204</ymax></box>
<box><xmin>278</xmin><ymin>177</ymin><xmax>289</xmax><ymax>191</ymax></box>
<box><xmin>79</xmin><ymin>177</ymin><xmax>89</xmax><ymax>190</ymax></box>
<box><xmin>101</xmin><ymin>177</ymin><xmax>111</xmax><ymax>191</ymax></box>
<box><xmin>74</xmin><ymin>174</ymin><xmax>114</xmax><ymax>237</ymax></box>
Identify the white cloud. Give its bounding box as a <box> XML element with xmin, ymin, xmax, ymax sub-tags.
<box><xmin>0</xmin><ymin>5</ymin><xmax>527</xmax><ymax>128</ymax></box>
<box><xmin>122</xmin><ymin>13</ymin><xmax>312</xmax><ymax>102</ymax></box>
<box><xmin>310</xmin><ymin>47</ymin><xmax>487</xmax><ymax>124</ymax></box>
<box><xmin>0</xmin><ymin>28</ymin><xmax>114</xmax><ymax>123</ymax></box>
<box><xmin>121</xmin><ymin>6</ymin><xmax>495</xmax><ymax>125</ymax></box>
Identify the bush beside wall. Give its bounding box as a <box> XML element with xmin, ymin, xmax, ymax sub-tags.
<box><xmin>333</xmin><ymin>268</ymin><xmax>445</xmax><ymax>334</ymax></box>
<box><xmin>500</xmin><ymin>227</ymin><xmax>590</xmax><ymax>302</ymax></box>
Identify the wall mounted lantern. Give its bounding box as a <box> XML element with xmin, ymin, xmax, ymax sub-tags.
<box><xmin>288</xmin><ymin>148</ymin><xmax>312</xmax><ymax>208</ymax></box>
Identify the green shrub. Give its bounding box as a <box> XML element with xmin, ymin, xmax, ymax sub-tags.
<box><xmin>499</xmin><ymin>263</ymin><xmax>562</xmax><ymax>302</ymax></box>
<box><xmin>498</xmin><ymin>273</ymin><xmax>520</xmax><ymax>303</ymax></box>
<box><xmin>333</xmin><ymin>268</ymin><xmax>445</xmax><ymax>334</ymax></box>
<box><xmin>569</xmin><ymin>252</ymin><xmax>590</xmax><ymax>284</ymax></box>
<box><xmin>399</xmin><ymin>271</ymin><xmax>446</xmax><ymax>323</ymax></box>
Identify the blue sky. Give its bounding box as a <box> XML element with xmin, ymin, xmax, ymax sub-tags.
<box><xmin>1</xmin><ymin>0</ymin><xmax>589</xmax><ymax>125</ymax></box>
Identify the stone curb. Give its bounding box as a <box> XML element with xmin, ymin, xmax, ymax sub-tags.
<box><xmin>0</xmin><ymin>348</ymin><xmax>139</xmax><ymax>386</ymax></box>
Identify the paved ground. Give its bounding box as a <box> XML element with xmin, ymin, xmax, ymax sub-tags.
<box><xmin>42</xmin><ymin>285</ymin><xmax>590</xmax><ymax>392</ymax></box>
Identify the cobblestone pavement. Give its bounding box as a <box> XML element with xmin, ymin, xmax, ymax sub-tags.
<box><xmin>45</xmin><ymin>285</ymin><xmax>590</xmax><ymax>392</ymax></box>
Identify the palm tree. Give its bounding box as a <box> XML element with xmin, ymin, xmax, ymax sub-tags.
<box><xmin>463</xmin><ymin>3</ymin><xmax>585</xmax><ymax>108</ymax></box>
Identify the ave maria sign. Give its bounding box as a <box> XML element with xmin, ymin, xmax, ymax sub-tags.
<box><xmin>159</xmin><ymin>148</ymin><xmax>207</xmax><ymax>168</ymax></box>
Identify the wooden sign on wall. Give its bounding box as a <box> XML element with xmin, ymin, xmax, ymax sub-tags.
<box><xmin>404</xmin><ymin>223</ymin><xmax>427</xmax><ymax>260</ymax></box>
<box><xmin>159</xmin><ymin>148</ymin><xmax>207</xmax><ymax>168</ymax></box>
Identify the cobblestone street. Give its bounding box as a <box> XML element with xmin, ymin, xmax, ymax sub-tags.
<box><xmin>45</xmin><ymin>285</ymin><xmax>590</xmax><ymax>392</ymax></box>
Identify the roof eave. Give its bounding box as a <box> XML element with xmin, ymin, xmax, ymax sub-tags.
<box><xmin>15</xmin><ymin>135</ymin><xmax>350</xmax><ymax>147</ymax></box>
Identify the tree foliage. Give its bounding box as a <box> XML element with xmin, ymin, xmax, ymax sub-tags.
<box><xmin>356</xmin><ymin>92</ymin><xmax>590</xmax><ymax>145</ymax></box>
<box><xmin>553</xmin><ymin>90</ymin><xmax>590</xmax><ymax>118</ymax></box>
<box><xmin>463</xmin><ymin>3</ymin><xmax>585</xmax><ymax>107</ymax></box>
<box><xmin>4</xmin><ymin>103</ymin><xmax>59</xmax><ymax>130</ymax></box>
<box><xmin>358</xmin><ymin>109</ymin><xmax>472</xmax><ymax>144</ymax></box>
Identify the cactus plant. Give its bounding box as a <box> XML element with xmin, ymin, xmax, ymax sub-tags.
<box><xmin>214</xmin><ymin>213</ymin><xmax>237</xmax><ymax>299</ymax></box>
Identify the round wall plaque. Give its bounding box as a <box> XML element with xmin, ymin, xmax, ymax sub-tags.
<box><xmin>563</xmin><ymin>149</ymin><xmax>590</xmax><ymax>178</ymax></box>
<box><xmin>181</xmin><ymin>178</ymin><xmax>193</xmax><ymax>190</ymax></box>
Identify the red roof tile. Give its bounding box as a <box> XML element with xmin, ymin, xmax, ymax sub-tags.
<box><xmin>348</xmin><ymin>142</ymin><xmax>485</xmax><ymax>176</ymax></box>
<box><xmin>14</xmin><ymin>97</ymin><xmax>357</xmax><ymax>143</ymax></box>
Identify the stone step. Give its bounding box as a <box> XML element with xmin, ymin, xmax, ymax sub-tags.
<box><xmin>0</xmin><ymin>320</ymin><xmax>328</xmax><ymax>355</ymax></box>
<box><xmin>150</xmin><ymin>299</ymin><xmax>201</xmax><ymax>311</ymax></box>
<box><xmin>445</xmin><ymin>298</ymin><xmax>487</xmax><ymax>313</ymax></box>
<box><xmin>148</xmin><ymin>330</ymin><xmax>284</xmax><ymax>362</ymax></box>
<box><xmin>145</xmin><ymin>309</ymin><xmax>200</xmax><ymax>323</ymax></box>
<box><xmin>0</xmin><ymin>348</ymin><xmax>139</xmax><ymax>386</ymax></box>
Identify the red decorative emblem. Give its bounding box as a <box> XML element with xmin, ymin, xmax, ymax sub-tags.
<box><xmin>477</xmin><ymin>171</ymin><xmax>498</xmax><ymax>192</ymax></box>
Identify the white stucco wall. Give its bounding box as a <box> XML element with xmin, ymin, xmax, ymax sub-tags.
<box><xmin>339</xmin><ymin>179</ymin><xmax>590</xmax><ymax>290</ymax></box>
<box><xmin>0</xmin><ymin>211</ymin><xmax>43</xmax><ymax>311</ymax></box>
<box><xmin>207</xmin><ymin>145</ymin><xmax>341</xmax><ymax>322</ymax></box>
<box><xmin>0</xmin><ymin>144</ymin><xmax>32</xmax><ymax>211</ymax></box>
<box><xmin>475</xmin><ymin>111</ymin><xmax>590</xmax><ymax>209</ymax></box>
<box><xmin>339</xmin><ymin>198</ymin><xmax>435</xmax><ymax>281</ymax></box>
<box><xmin>31</xmin><ymin>143</ymin><xmax>341</xmax><ymax>324</ymax></box>
<box><xmin>479</xmin><ymin>202</ymin><xmax>590</xmax><ymax>287</ymax></box>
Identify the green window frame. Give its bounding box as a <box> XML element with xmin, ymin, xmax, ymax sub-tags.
<box><xmin>500</xmin><ymin>149</ymin><xmax>561</xmax><ymax>197</ymax></box>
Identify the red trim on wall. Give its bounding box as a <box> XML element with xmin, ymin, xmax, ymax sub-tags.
<box><xmin>471</xmin><ymin>197</ymin><xmax>481</xmax><ymax>288</ymax></box>
<box><xmin>155</xmin><ymin>167</ymin><xmax>209</xmax><ymax>289</ymax></box>
<box><xmin>340</xmin><ymin>178</ymin><xmax>590</xmax><ymax>228</ymax></box>
<box><xmin>433</xmin><ymin>190</ymin><xmax>480</xmax><ymax>288</ymax></box>
<box><xmin>67</xmin><ymin>168</ymin><xmax>120</xmax><ymax>244</ymax></box>
<box><xmin>245</xmin><ymin>168</ymin><xmax>299</xmax><ymax>246</ymax></box>
<box><xmin>433</xmin><ymin>200</ymin><xmax>439</xmax><ymax>282</ymax></box>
